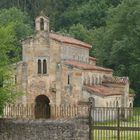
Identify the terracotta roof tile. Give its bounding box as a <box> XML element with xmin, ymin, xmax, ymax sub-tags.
<box><xmin>83</xmin><ymin>85</ymin><xmax>122</xmax><ymax>97</ymax></box>
<box><xmin>64</xmin><ymin>60</ymin><xmax>113</xmax><ymax>72</ymax></box>
<box><xmin>50</xmin><ymin>33</ymin><xmax>92</xmax><ymax>49</ymax></box>
<box><xmin>89</xmin><ymin>57</ymin><xmax>96</xmax><ymax>61</ymax></box>
<box><xmin>103</xmin><ymin>75</ymin><xmax>129</xmax><ymax>85</ymax></box>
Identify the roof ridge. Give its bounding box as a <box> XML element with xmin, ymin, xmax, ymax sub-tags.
<box><xmin>50</xmin><ymin>33</ymin><xmax>92</xmax><ymax>49</ymax></box>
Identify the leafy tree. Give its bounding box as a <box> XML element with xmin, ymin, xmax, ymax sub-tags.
<box><xmin>0</xmin><ymin>7</ymin><xmax>33</xmax><ymax>39</ymax></box>
<box><xmin>68</xmin><ymin>23</ymin><xmax>94</xmax><ymax>44</ymax></box>
<box><xmin>92</xmin><ymin>0</ymin><xmax>140</xmax><ymax>105</ymax></box>
<box><xmin>0</xmin><ymin>8</ymin><xmax>33</xmax><ymax>114</ymax></box>
<box><xmin>0</xmin><ymin>25</ymin><xmax>18</xmax><ymax>114</ymax></box>
<box><xmin>0</xmin><ymin>8</ymin><xmax>33</xmax><ymax>60</ymax></box>
<box><xmin>0</xmin><ymin>0</ymin><xmax>122</xmax><ymax>31</ymax></box>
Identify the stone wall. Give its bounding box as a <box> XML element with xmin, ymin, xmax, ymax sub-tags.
<box><xmin>0</xmin><ymin>118</ymin><xmax>89</xmax><ymax>140</ymax></box>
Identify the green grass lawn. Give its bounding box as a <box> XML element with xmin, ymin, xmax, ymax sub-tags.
<box><xmin>92</xmin><ymin>111</ymin><xmax>140</xmax><ymax>140</ymax></box>
<box><xmin>92</xmin><ymin>130</ymin><xmax>140</xmax><ymax>140</ymax></box>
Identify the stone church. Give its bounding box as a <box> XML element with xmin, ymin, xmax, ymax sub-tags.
<box><xmin>16</xmin><ymin>14</ymin><xmax>134</xmax><ymax>110</ymax></box>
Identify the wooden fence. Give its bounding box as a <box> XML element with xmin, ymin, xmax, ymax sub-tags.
<box><xmin>2</xmin><ymin>104</ymin><xmax>88</xmax><ymax>119</ymax></box>
<box><xmin>89</xmin><ymin>107</ymin><xmax>140</xmax><ymax>140</ymax></box>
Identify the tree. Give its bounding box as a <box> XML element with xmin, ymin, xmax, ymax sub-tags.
<box><xmin>92</xmin><ymin>0</ymin><xmax>140</xmax><ymax>105</ymax></box>
<box><xmin>0</xmin><ymin>25</ymin><xmax>17</xmax><ymax>114</ymax></box>
<box><xmin>0</xmin><ymin>8</ymin><xmax>33</xmax><ymax>59</ymax></box>
<box><xmin>68</xmin><ymin>23</ymin><xmax>94</xmax><ymax>44</ymax></box>
<box><xmin>0</xmin><ymin>8</ymin><xmax>33</xmax><ymax>114</ymax></box>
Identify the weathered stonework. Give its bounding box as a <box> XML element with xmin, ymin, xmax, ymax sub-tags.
<box><xmin>0</xmin><ymin>118</ymin><xmax>89</xmax><ymax>140</ymax></box>
<box><xmin>15</xmin><ymin>14</ymin><xmax>134</xmax><ymax>113</ymax></box>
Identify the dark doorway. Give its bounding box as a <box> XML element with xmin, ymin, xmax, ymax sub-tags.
<box><xmin>35</xmin><ymin>95</ymin><xmax>50</xmax><ymax>119</ymax></box>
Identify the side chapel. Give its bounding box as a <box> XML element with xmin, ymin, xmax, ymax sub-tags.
<box><xmin>16</xmin><ymin>14</ymin><xmax>134</xmax><ymax>112</ymax></box>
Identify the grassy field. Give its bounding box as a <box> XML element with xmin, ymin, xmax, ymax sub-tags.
<box><xmin>92</xmin><ymin>130</ymin><xmax>140</xmax><ymax>140</ymax></box>
<box><xmin>91</xmin><ymin>108</ymin><xmax>140</xmax><ymax>140</ymax></box>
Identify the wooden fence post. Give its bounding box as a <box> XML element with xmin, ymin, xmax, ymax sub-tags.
<box><xmin>88</xmin><ymin>97</ymin><xmax>95</xmax><ymax>140</ymax></box>
<box><xmin>117</xmin><ymin>107</ymin><xmax>120</xmax><ymax>140</ymax></box>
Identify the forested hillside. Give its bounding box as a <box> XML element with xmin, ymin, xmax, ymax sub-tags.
<box><xmin>0</xmin><ymin>0</ymin><xmax>139</xmax><ymax>105</ymax></box>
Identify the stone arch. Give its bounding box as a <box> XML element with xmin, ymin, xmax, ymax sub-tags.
<box><xmin>129</xmin><ymin>102</ymin><xmax>132</xmax><ymax>108</ymax></box>
<box><xmin>35</xmin><ymin>95</ymin><xmax>50</xmax><ymax>119</ymax></box>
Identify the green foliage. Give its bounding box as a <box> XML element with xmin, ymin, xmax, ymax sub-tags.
<box><xmin>0</xmin><ymin>8</ymin><xmax>32</xmax><ymax>114</ymax></box>
<box><xmin>0</xmin><ymin>7</ymin><xmax>33</xmax><ymax>39</ymax></box>
<box><xmin>93</xmin><ymin>0</ymin><xmax>140</xmax><ymax>105</ymax></box>
<box><xmin>0</xmin><ymin>25</ymin><xmax>17</xmax><ymax>114</ymax></box>
<box><xmin>129</xmin><ymin>88</ymin><xmax>135</xmax><ymax>94</ymax></box>
<box><xmin>0</xmin><ymin>8</ymin><xmax>33</xmax><ymax>60</ymax></box>
<box><xmin>46</xmin><ymin>0</ymin><xmax>109</xmax><ymax>30</ymax></box>
<box><xmin>69</xmin><ymin>23</ymin><xmax>94</xmax><ymax>44</ymax></box>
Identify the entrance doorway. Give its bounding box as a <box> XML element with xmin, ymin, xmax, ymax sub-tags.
<box><xmin>35</xmin><ymin>95</ymin><xmax>50</xmax><ymax>119</ymax></box>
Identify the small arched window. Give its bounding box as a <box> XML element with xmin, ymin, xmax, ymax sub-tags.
<box><xmin>38</xmin><ymin>59</ymin><xmax>41</xmax><ymax>74</ymax></box>
<box><xmin>129</xmin><ymin>103</ymin><xmax>132</xmax><ymax>108</ymax></box>
<box><xmin>116</xmin><ymin>101</ymin><xmax>119</xmax><ymax>107</ymax></box>
<box><xmin>43</xmin><ymin>59</ymin><xmax>47</xmax><ymax>74</ymax></box>
<box><xmin>40</xmin><ymin>18</ymin><xmax>44</xmax><ymax>30</ymax></box>
<box><xmin>68</xmin><ymin>74</ymin><xmax>70</xmax><ymax>85</ymax></box>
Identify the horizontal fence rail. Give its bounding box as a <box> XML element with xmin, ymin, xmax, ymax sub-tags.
<box><xmin>2</xmin><ymin>104</ymin><xmax>88</xmax><ymax>119</ymax></box>
<box><xmin>90</xmin><ymin>107</ymin><xmax>140</xmax><ymax>140</ymax></box>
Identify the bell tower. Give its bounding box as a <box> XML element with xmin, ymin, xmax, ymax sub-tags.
<box><xmin>35</xmin><ymin>13</ymin><xmax>49</xmax><ymax>32</ymax></box>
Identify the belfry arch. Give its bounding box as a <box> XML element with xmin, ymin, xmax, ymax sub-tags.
<box><xmin>35</xmin><ymin>95</ymin><xmax>50</xmax><ymax>119</ymax></box>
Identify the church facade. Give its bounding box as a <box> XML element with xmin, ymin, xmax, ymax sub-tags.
<box><xmin>16</xmin><ymin>15</ymin><xmax>134</xmax><ymax>109</ymax></box>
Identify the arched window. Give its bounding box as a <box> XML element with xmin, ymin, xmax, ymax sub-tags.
<box><xmin>129</xmin><ymin>103</ymin><xmax>132</xmax><ymax>108</ymax></box>
<box><xmin>43</xmin><ymin>59</ymin><xmax>47</xmax><ymax>74</ymax></box>
<box><xmin>38</xmin><ymin>59</ymin><xmax>41</xmax><ymax>74</ymax></box>
<box><xmin>40</xmin><ymin>18</ymin><xmax>44</xmax><ymax>30</ymax></box>
<box><xmin>68</xmin><ymin>74</ymin><xmax>70</xmax><ymax>85</ymax></box>
<box><xmin>116</xmin><ymin>101</ymin><xmax>119</xmax><ymax>107</ymax></box>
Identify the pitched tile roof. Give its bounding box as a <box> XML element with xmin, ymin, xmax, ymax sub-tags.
<box><xmin>83</xmin><ymin>85</ymin><xmax>122</xmax><ymax>97</ymax></box>
<box><xmin>103</xmin><ymin>75</ymin><xmax>129</xmax><ymax>85</ymax></box>
<box><xmin>50</xmin><ymin>33</ymin><xmax>92</xmax><ymax>49</ymax></box>
<box><xmin>89</xmin><ymin>57</ymin><xmax>96</xmax><ymax>61</ymax></box>
<box><xmin>64</xmin><ymin>60</ymin><xmax>113</xmax><ymax>72</ymax></box>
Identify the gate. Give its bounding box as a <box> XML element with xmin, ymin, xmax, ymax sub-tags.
<box><xmin>89</xmin><ymin>104</ymin><xmax>140</xmax><ymax>139</ymax></box>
